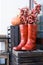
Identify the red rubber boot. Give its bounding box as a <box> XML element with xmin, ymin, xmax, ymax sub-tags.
<box><xmin>13</xmin><ymin>24</ymin><xmax>28</xmax><ymax>50</ymax></box>
<box><xmin>22</xmin><ymin>24</ymin><xmax>37</xmax><ymax>50</ymax></box>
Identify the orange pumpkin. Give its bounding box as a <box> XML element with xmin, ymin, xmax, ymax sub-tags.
<box><xmin>11</xmin><ymin>15</ymin><xmax>21</xmax><ymax>26</ymax></box>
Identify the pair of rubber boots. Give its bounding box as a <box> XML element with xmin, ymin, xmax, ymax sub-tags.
<box><xmin>13</xmin><ymin>23</ymin><xmax>37</xmax><ymax>51</ymax></box>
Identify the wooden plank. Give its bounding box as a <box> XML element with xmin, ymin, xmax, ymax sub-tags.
<box><xmin>12</xmin><ymin>53</ymin><xmax>43</xmax><ymax>63</ymax></box>
<box><xmin>13</xmin><ymin>50</ymin><xmax>43</xmax><ymax>57</ymax></box>
<box><xmin>13</xmin><ymin>57</ymin><xmax>43</xmax><ymax>63</ymax></box>
<box><xmin>14</xmin><ymin>62</ymin><xmax>43</xmax><ymax>65</ymax></box>
<box><xmin>0</xmin><ymin>35</ymin><xmax>8</xmax><ymax>39</ymax></box>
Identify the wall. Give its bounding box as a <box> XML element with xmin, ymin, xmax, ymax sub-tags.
<box><xmin>0</xmin><ymin>0</ymin><xmax>29</xmax><ymax>35</ymax></box>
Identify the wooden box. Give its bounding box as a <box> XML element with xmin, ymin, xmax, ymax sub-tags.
<box><xmin>12</xmin><ymin>50</ymin><xmax>43</xmax><ymax>65</ymax></box>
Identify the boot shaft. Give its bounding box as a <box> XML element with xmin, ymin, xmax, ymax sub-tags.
<box><xmin>28</xmin><ymin>24</ymin><xmax>37</xmax><ymax>42</ymax></box>
<box><xmin>19</xmin><ymin>24</ymin><xmax>28</xmax><ymax>41</ymax></box>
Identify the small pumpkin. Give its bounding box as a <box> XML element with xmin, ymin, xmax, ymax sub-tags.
<box><xmin>11</xmin><ymin>15</ymin><xmax>21</xmax><ymax>26</ymax></box>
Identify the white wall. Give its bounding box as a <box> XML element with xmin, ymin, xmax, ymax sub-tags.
<box><xmin>0</xmin><ymin>0</ymin><xmax>29</xmax><ymax>35</ymax></box>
